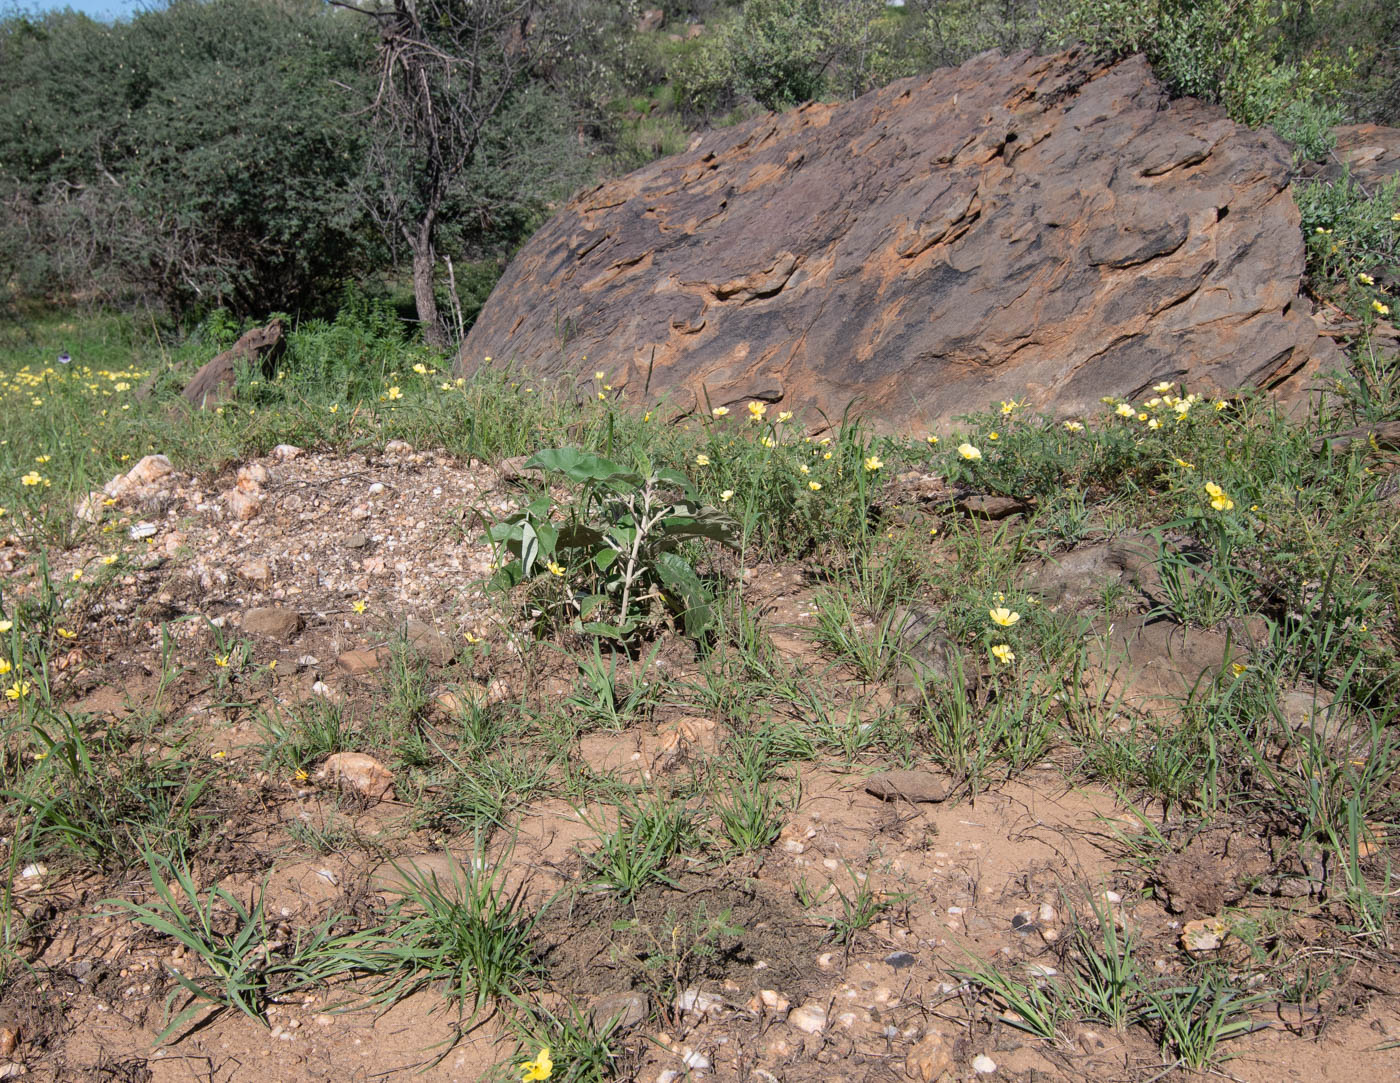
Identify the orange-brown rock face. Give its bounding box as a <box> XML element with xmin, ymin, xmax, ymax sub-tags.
<box><xmin>456</xmin><ymin>49</ymin><xmax>1335</xmax><ymax>430</ymax></box>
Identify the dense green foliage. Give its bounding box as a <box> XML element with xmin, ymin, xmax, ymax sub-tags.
<box><xmin>0</xmin><ymin>0</ymin><xmax>372</xmax><ymax>314</ymax></box>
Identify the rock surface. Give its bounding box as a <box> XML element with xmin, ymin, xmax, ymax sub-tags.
<box><xmin>182</xmin><ymin>320</ymin><xmax>285</xmax><ymax>408</ymax></box>
<box><xmin>458</xmin><ymin>49</ymin><xmax>1334</xmax><ymax>428</ymax></box>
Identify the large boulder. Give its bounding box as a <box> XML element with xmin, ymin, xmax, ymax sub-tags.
<box><xmin>456</xmin><ymin>49</ymin><xmax>1337</xmax><ymax>429</ymax></box>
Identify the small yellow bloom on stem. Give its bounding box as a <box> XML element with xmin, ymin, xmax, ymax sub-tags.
<box><xmin>989</xmin><ymin>607</ymin><xmax>1021</xmax><ymax>627</ymax></box>
<box><xmin>720</xmin><ymin>490</ymin><xmax>734</xmax><ymax>502</ymax></box>
<box><xmin>1373</xmin><ymin>300</ymin><xmax>1391</xmax><ymax>317</ymax></box>
<box><xmin>71</xmin><ymin>570</ymin><xmax>83</xmax><ymax>582</ymax></box>
<box><xmin>991</xmin><ymin>644</ymin><xmax>1015</xmax><ymax>665</ymax></box>
<box><xmin>1153</xmin><ymin>381</ymin><xmax>1174</xmax><ymax>394</ymax></box>
<box><xmin>101</xmin><ymin>554</ymin><xmax>118</xmax><ymax>565</ymax></box>
<box><xmin>711</xmin><ymin>406</ymin><xmax>729</xmax><ymax>418</ymax></box>
<box><xmin>1203</xmin><ymin>481</ymin><xmax>1235</xmax><ymax>511</ymax></box>
<box><xmin>386</xmin><ymin>386</ymin><xmax>403</xmax><ymax>401</ymax></box>
<box><xmin>520</xmin><ymin>1047</ymin><xmax>553</xmax><ymax>1082</ymax></box>
<box><xmin>5</xmin><ymin>681</ymin><xmax>31</xmax><ymax>701</ymax></box>
<box><xmin>808</xmin><ymin>481</ymin><xmax>822</xmax><ymax>491</ymax></box>
<box><xmin>1063</xmin><ymin>421</ymin><xmax>1084</xmax><ymax>432</ymax></box>
<box><xmin>546</xmin><ymin>561</ymin><xmax>566</xmax><ymax>577</ymax></box>
<box><xmin>777</xmin><ymin>411</ymin><xmax>793</xmax><ymax>423</ymax></box>
<box><xmin>958</xmin><ymin>443</ymin><xmax>982</xmax><ymax>461</ymax></box>
<box><xmin>695</xmin><ymin>454</ymin><xmax>711</xmax><ymax>466</ymax></box>
<box><xmin>747</xmin><ymin>401</ymin><xmax>768</xmax><ymax>421</ymax></box>
<box><xmin>0</xmin><ymin>659</ymin><xmax>10</xmax><ymax>675</ymax></box>
<box><xmin>214</xmin><ymin>655</ymin><xmax>229</xmax><ymax>668</ymax></box>
<box><xmin>863</xmin><ymin>455</ymin><xmax>883</xmax><ymax>471</ymax></box>
<box><xmin>1115</xmin><ymin>404</ymin><xmax>1135</xmax><ymax>418</ymax></box>
<box><xmin>1230</xmin><ymin>662</ymin><xmax>1247</xmax><ymax>677</ymax></box>
<box><xmin>926</xmin><ymin>434</ymin><xmax>939</xmax><ymax>444</ymax></box>
<box><xmin>57</xmin><ymin>627</ymin><xmax>76</xmax><ymax>639</ymax></box>
<box><xmin>1358</xmin><ymin>272</ymin><xmax>1375</xmax><ymax>286</ymax></box>
<box><xmin>352</xmin><ymin>600</ymin><xmax>367</xmax><ymax>614</ymax></box>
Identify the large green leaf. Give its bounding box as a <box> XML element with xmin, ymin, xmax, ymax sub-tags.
<box><xmin>653</xmin><ymin>552</ymin><xmax>714</xmax><ymax>638</ymax></box>
<box><xmin>525</xmin><ymin>447</ymin><xmax>628</xmax><ymax>483</ymax></box>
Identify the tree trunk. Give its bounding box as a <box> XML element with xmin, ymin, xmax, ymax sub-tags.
<box><xmin>408</xmin><ymin>215</ymin><xmax>447</xmax><ymax>349</ymax></box>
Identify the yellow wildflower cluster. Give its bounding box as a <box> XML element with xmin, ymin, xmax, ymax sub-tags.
<box><xmin>1</xmin><ymin>362</ymin><xmax>147</xmax><ymax>406</ymax></box>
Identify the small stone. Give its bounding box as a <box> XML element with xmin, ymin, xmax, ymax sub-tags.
<box><xmin>956</xmin><ymin>494</ymin><xmax>1026</xmax><ymax>520</ymax></box>
<box><xmin>334</xmin><ymin>647</ymin><xmax>390</xmax><ymax>676</ymax></box>
<box><xmin>316</xmin><ymin>752</ymin><xmax>394</xmax><ymax>803</ymax></box>
<box><xmin>383</xmin><ymin>440</ymin><xmax>412</xmax><ymax>455</ymax></box>
<box><xmin>272</xmin><ymin>444</ymin><xmax>302</xmax><ymax>461</ymax></box>
<box><xmin>972</xmin><ymin>1053</ymin><xmax>998</xmax><ymax>1074</ymax></box>
<box><xmin>126</xmin><ymin>453</ymin><xmax>174</xmax><ymax>487</ymax></box>
<box><xmin>884</xmin><ymin>951</ymin><xmax>917</xmax><ymax>970</ymax></box>
<box><xmin>344</xmin><ymin>533</ymin><xmax>370</xmax><ymax>549</ymax></box>
<box><xmin>1038</xmin><ymin>903</ymin><xmax>1057</xmax><ymax>923</ymax></box>
<box><xmin>1011</xmin><ymin>911</ymin><xmax>1035</xmax><ymax>932</ymax></box>
<box><xmin>401</xmin><ymin>619</ymin><xmax>455</xmax><ymax>665</ymax></box>
<box><xmin>237</xmin><ymin>463</ymin><xmax>269</xmax><ymax>487</ymax></box>
<box><xmin>129</xmin><ymin>522</ymin><xmax>158</xmax><ymax>540</ymax></box>
<box><xmin>864</xmin><ymin>769</ymin><xmax>950</xmax><ymax>804</ymax></box>
<box><xmin>680</xmin><ymin>1049</ymin><xmax>710</xmax><ymax>1071</ymax></box>
<box><xmin>0</xmin><ymin>1024</ymin><xmax>18</xmax><ymax>1056</ymax></box>
<box><xmin>0</xmin><ymin>1061</ymin><xmax>25</xmax><ymax>1080</ymax></box>
<box><xmin>591</xmin><ymin>990</ymin><xmax>647</xmax><ymax>1032</ymax></box>
<box><xmin>368</xmin><ymin>482</ymin><xmax>385</xmax><ymax>495</ymax></box>
<box><xmin>759</xmin><ymin>989</ymin><xmax>789</xmax><ymax>1013</ymax></box>
<box><xmin>236</xmin><ymin>559</ymin><xmax>272</xmax><ymax>585</ymax></box>
<box><xmin>19</xmin><ymin>864</ymin><xmax>46</xmax><ymax>880</ymax></box>
<box><xmin>674</xmin><ymin>988</ymin><xmax>725</xmax><ymax>1017</ymax></box>
<box><xmin>224</xmin><ymin>489</ymin><xmax>261</xmax><ymax>520</ymax></box>
<box><xmin>1181</xmin><ymin>917</ymin><xmax>1230</xmax><ymax>954</ymax></box>
<box><xmin>788</xmin><ymin>1003</ymin><xmax>826</xmax><ymax>1034</ymax></box>
<box><xmin>1026</xmin><ymin>963</ymin><xmax>1058</xmax><ymax>979</ymax></box>
<box><xmin>311</xmin><ymin>681</ymin><xmax>332</xmax><ymax>698</ymax></box>
<box><xmin>242</xmin><ymin>607</ymin><xmax>302</xmax><ymax>641</ymax></box>
<box><xmin>905</xmin><ymin>1030</ymin><xmax>952</xmax><ymax>1082</ymax></box>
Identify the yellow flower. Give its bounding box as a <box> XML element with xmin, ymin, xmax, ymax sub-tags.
<box><xmin>20</xmin><ymin>471</ymin><xmax>44</xmax><ymax>487</ymax></box>
<box><xmin>1147</xmin><ymin>418</ymin><xmax>1161</xmax><ymax>430</ymax></box>
<box><xmin>101</xmin><ymin>554</ymin><xmax>118</xmax><ymax>565</ymax></box>
<box><xmin>808</xmin><ymin>481</ymin><xmax>822</xmax><ymax>491</ymax></box>
<box><xmin>386</xmin><ymin>386</ymin><xmax>403</xmax><ymax>400</ymax></box>
<box><xmin>761</xmin><ymin>436</ymin><xmax>776</xmax><ymax>448</ymax></box>
<box><xmin>114</xmin><ymin>381</ymin><xmax>130</xmax><ymax>392</ymax></box>
<box><xmin>1173</xmin><ymin>401</ymin><xmax>1191</xmax><ymax>416</ymax></box>
<box><xmin>1063</xmin><ymin>421</ymin><xmax>1084</xmax><ymax>432</ymax></box>
<box><xmin>1314</xmin><ymin>227</ymin><xmax>1331</xmax><ymax>234</ymax></box>
<box><xmin>597</xmin><ymin>392</ymin><xmax>606</xmax><ymax>401</ymax></box>
<box><xmin>1174</xmin><ymin>458</ymin><xmax>1194</xmax><ymax>470</ymax></box>
<box><xmin>0</xmin><ymin>621</ymin><xmax>12</xmax><ymax>633</ymax></box>
<box><xmin>1115</xmin><ymin>404</ymin><xmax>1135</xmax><ymax>418</ymax></box>
<box><xmin>412</xmin><ymin>363</ymin><xmax>430</xmax><ymax>375</ymax></box>
<box><xmin>990</xmin><ymin>643</ymin><xmax>1015</xmax><ymax>665</ymax></box>
<box><xmin>0</xmin><ymin>659</ymin><xmax>9</xmax><ymax>675</ymax></box>
<box><xmin>329</xmin><ymin>404</ymin><xmax>339</xmax><ymax>414</ymax></box>
<box><xmin>695</xmin><ymin>454</ymin><xmax>711</xmax><ymax>466</ymax></box>
<box><xmin>777</xmin><ymin>411</ymin><xmax>793</xmax><ymax>423</ymax></box>
<box><xmin>711</xmin><ymin>406</ymin><xmax>729</xmax><ymax>417</ymax></box>
<box><xmin>594</xmin><ymin>371</ymin><xmax>605</xmax><ymax>381</ymax></box>
<box><xmin>1373</xmin><ymin>300</ymin><xmax>1391</xmax><ymax>317</ymax></box>
<box><xmin>747</xmin><ymin>401</ymin><xmax>768</xmax><ymax>420</ymax></box>
<box><xmin>546</xmin><ymin>561</ymin><xmax>566</xmax><ymax>577</ymax></box>
<box><xmin>70</xmin><ymin>570</ymin><xmax>83</xmax><ymax>582</ymax></box>
<box><xmin>643</xmin><ymin>412</ymin><xmax>653</xmax><ymax>422</ymax></box>
<box><xmin>987</xmin><ymin>432</ymin><xmax>999</xmax><ymax>441</ymax></box>
<box><xmin>352</xmin><ymin>600</ymin><xmax>367</xmax><ymax>614</ymax></box>
<box><xmin>294</xmin><ymin>768</ymin><xmax>309</xmax><ymax>782</ymax></box>
<box><xmin>1230</xmin><ymin>662</ymin><xmax>1247</xmax><ymax>677</ymax></box>
<box><xmin>520</xmin><ymin>1047</ymin><xmax>553</xmax><ymax>1082</ymax></box>
<box><xmin>1204</xmin><ymin>481</ymin><xmax>1235</xmax><ymax>511</ymax></box>
<box><xmin>799</xmin><ymin>464</ymin><xmax>810</xmax><ymax>475</ymax></box>
<box><xmin>720</xmin><ymin>489</ymin><xmax>734</xmax><ymax>502</ymax></box>
<box><xmin>957</xmin><ymin>443</ymin><xmax>982</xmax><ymax>461</ymax></box>
<box><xmin>214</xmin><ymin>655</ymin><xmax>229</xmax><ymax>668</ymax></box>
<box><xmin>822</xmin><ymin>451</ymin><xmax>832</xmax><ymax>460</ymax></box>
<box><xmin>926</xmin><ymin>434</ymin><xmax>939</xmax><ymax>444</ymax></box>
<box><xmin>440</xmin><ymin>382</ymin><xmax>453</xmax><ymax>391</ymax></box>
<box><xmin>1153</xmin><ymin>381</ymin><xmax>1173</xmax><ymax>393</ymax></box>
<box><xmin>989</xmin><ymin>607</ymin><xmax>1021</xmax><ymax>627</ymax></box>
<box><xmin>34</xmin><ymin>454</ymin><xmax>49</xmax><ymax>464</ymax></box>
<box><xmin>999</xmin><ymin>400</ymin><xmax>1019</xmax><ymax>415</ymax></box>
<box><xmin>1136</xmin><ymin>412</ymin><xmax>1148</xmax><ymax>422</ymax></box>
<box><xmin>1213</xmin><ymin>399</ymin><xmax>1228</xmax><ymax>411</ymax></box>
<box><xmin>56</xmin><ymin>627</ymin><xmax>76</xmax><ymax>639</ymax></box>
<box><xmin>5</xmin><ymin>681</ymin><xmax>31</xmax><ymax>701</ymax></box>
<box><xmin>1358</xmin><ymin>273</ymin><xmax>1375</xmax><ymax>286</ymax></box>
<box><xmin>863</xmin><ymin>455</ymin><xmax>883</xmax><ymax>471</ymax></box>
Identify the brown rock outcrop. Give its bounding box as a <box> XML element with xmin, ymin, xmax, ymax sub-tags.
<box><xmin>457</xmin><ymin>49</ymin><xmax>1336</xmax><ymax>429</ymax></box>
<box><xmin>183</xmin><ymin>320</ymin><xmax>285</xmax><ymax>409</ymax></box>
